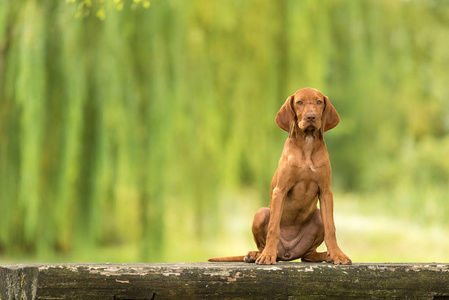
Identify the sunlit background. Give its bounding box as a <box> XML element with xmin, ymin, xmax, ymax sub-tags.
<box><xmin>1</xmin><ymin>0</ymin><xmax>449</xmax><ymax>263</ymax></box>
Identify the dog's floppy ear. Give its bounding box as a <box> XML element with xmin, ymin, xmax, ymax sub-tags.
<box><xmin>322</xmin><ymin>95</ymin><xmax>340</xmax><ymax>132</ymax></box>
<box><xmin>275</xmin><ymin>95</ymin><xmax>295</xmax><ymax>133</ymax></box>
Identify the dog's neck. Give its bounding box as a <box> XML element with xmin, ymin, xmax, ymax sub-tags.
<box><xmin>290</xmin><ymin>127</ymin><xmax>323</xmax><ymax>163</ymax></box>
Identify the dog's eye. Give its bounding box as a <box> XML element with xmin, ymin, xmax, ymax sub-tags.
<box><xmin>316</xmin><ymin>100</ymin><xmax>323</xmax><ymax>105</ymax></box>
<box><xmin>296</xmin><ymin>100</ymin><xmax>303</xmax><ymax>105</ymax></box>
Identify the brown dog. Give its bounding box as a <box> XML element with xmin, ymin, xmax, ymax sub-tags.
<box><xmin>209</xmin><ymin>88</ymin><xmax>351</xmax><ymax>265</ymax></box>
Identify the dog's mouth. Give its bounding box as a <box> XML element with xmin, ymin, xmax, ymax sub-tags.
<box><xmin>303</xmin><ymin>121</ymin><xmax>318</xmax><ymax>131</ymax></box>
<box><xmin>298</xmin><ymin>119</ymin><xmax>321</xmax><ymax>132</ymax></box>
<box><xmin>305</xmin><ymin>124</ymin><xmax>316</xmax><ymax>131</ymax></box>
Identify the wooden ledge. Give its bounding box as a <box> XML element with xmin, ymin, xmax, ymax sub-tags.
<box><xmin>2</xmin><ymin>262</ymin><xmax>449</xmax><ymax>299</ymax></box>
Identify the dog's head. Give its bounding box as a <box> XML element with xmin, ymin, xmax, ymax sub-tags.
<box><xmin>275</xmin><ymin>88</ymin><xmax>340</xmax><ymax>136</ymax></box>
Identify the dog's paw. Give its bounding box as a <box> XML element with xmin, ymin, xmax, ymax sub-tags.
<box><xmin>244</xmin><ymin>251</ymin><xmax>260</xmax><ymax>263</ymax></box>
<box><xmin>327</xmin><ymin>251</ymin><xmax>352</xmax><ymax>265</ymax></box>
<box><xmin>255</xmin><ymin>250</ymin><xmax>277</xmax><ymax>265</ymax></box>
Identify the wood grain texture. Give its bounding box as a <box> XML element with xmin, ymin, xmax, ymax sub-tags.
<box><xmin>2</xmin><ymin>263</ymin><xmax>449</xmax><ymax>299</ymax></box>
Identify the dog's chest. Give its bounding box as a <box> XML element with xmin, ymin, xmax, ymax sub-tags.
<box><xmin>287</xmin><ymin>154</ymin><xmax>321</xmax><ymax>178</ymax></box>
<box><xmin>286</xmin><ymin>179</ymin><xmax>320</xmax><ymax>210</ymax></box>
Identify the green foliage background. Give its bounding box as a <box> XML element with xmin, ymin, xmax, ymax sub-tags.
<box><xmin>1</xmin><ymin>0</ymin><xmax>449</xmax><ymax>263</ymax></box>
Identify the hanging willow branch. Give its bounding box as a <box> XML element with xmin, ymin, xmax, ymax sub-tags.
<box><xmin>66</xmin><ymin>0</ymin><xmax>150</xmax><ymax>20</ymax></box>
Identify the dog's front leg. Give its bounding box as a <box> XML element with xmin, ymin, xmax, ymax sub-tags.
<box><xmin>255</xmin><ymin>187</ymin><xmax>286</xmax><ymax>265</ymax></box>
<box><xmin>319</xmin><ymin>189</ymin><xmax>352</xmax><ymax>265</ymax></box>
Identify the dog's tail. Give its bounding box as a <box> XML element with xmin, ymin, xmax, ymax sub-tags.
<box><xmin>208</xmin><ymin>255</ymin><xmax>246</xmax><ymax>262</ymax></box>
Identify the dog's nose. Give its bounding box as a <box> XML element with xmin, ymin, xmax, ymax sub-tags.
<box><xmin>306</xmin><ymin>113</ymin><xmax>316</xmax><ymax>122</ymax></box>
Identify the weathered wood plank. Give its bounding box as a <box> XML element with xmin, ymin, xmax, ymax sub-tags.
<box><xmin>0</xmin><ymin>264</ymin><xmax>39</xmax><ymax>300</ymax></box>
<box><xmin>2</xmin><ymin>262</ymin><xmax>449</xmax><ymax>299</ymax></box>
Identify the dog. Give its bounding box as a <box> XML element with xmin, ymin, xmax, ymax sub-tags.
<box><xmin>209</xmin><ymin>88</ymin><xmax>351</xmax><ymax>265</ymax></box>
